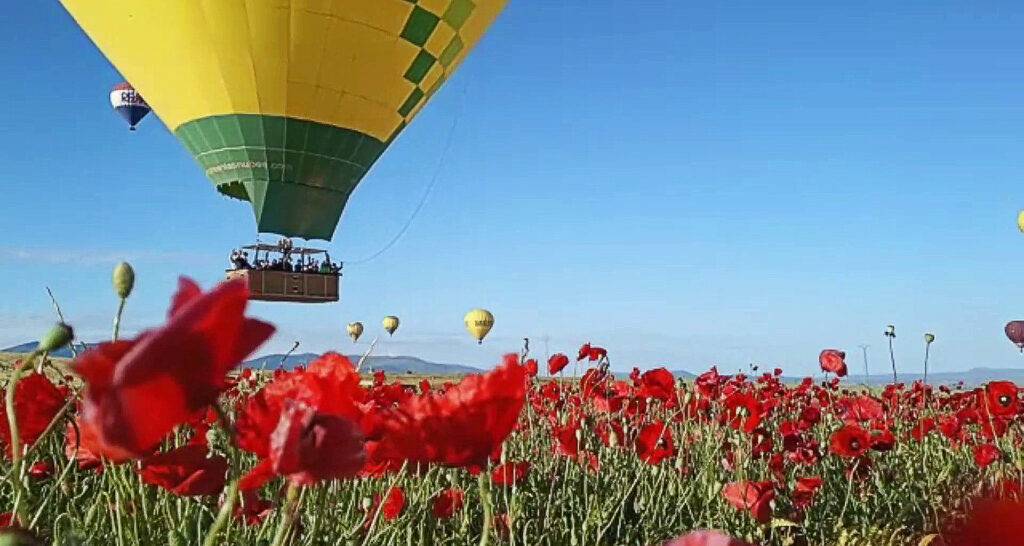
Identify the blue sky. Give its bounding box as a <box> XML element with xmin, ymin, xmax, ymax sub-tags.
<box><xmin>3</xmin><ymin>1</ymin><xmax>1024</xmax><ymax>376</ymax></box>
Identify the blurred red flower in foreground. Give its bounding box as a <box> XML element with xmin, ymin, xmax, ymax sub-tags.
<box><xmin>364</xmin><ymin>354</ymin><xmax>527</xmax><ymax>472</ymax></box>
<box><xmin>431</xmin><ymin>488</ymin><xmax>465</xmax><ymax>519</ymax></box>
<box><xmin>73</xmin><ymin>278</ymin><xmax>274</xmax><ymax>459</ymax></box>
<box><xmin>819</xmin><ymin>349</ymin><xmax>847</xmax><ymax>377</ymax></box>
<box><xmin>235</xmin><ymin>353</ymin><xmax>366</xmax><ymax>487</ymax></box>
<box><xmin>268</xmin><ymin>401</ymin><xmax>365</xmax><ymax>485</ymax></box>
<box><xmin>830</xmin><ymin>424</ymin><xmax>871</xmax><ymax>458</ymax></box>
<box><xmin>138</xmin><ymin>444</ymin><xmax>228</xmax><ymax>497</ymax></box>
<box><xmin>664</xmin><ymin>530</ymin><xmax>757</xmax><ymax>546</ymax></box>
<box><xmin>548</xmin><ymin>353</ymin><xmax>570</xmax><ymax>375</ymax></box>
<box><xmin>943</xmin><ymin>496</ymin><xmax>1024</xmax><ymax>546</ymax></box>
<box><xmin>722</xmin><ymin>481</ymin><xmax>774</xmax><ymax>523</ymax></box>
<box><xmin>0</xmin><ymin>372</ymin><xmax>68</xmax><ymax>458</ymax></box>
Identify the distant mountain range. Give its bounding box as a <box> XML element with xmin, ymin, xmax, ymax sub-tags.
<box><xmin>1</xmin><ymin>342</ymin><xmax>480</xmax><ymax>376</ymax></box>
<box><xmin>243</xmin><ymin>353</ymin><xmax>481</xmax><ymax>375</ymax></box>
<box><xmin>4</xmin><ymin>341</ymin><xmax>1023</xmax><ymax>386</ymax></box>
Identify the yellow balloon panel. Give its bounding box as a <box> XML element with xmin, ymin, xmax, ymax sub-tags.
<box><xmin>60</xmin><ymin>0</ymin><xmax>508</xmax><ymax>142</ymax></box>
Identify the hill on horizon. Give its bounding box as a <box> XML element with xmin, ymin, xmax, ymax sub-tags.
<box><xmin>4</xmin><ymin>341</ymin><xmax>1024</xmax><ymax>386</ymax></box>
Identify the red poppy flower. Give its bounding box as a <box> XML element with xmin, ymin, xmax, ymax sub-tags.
<box><xmin>722</xmin><ymin>481</ymin><xmax>774</xmax><ymax>523</ymax></box>
<box><xmin>837</xmin><ymin>395</ymin><xmax>883</xmax><ymax>423</ymax></box>
<box><xmin>870</xmin><ymin>428</ymin><xmax>896</xmax><ymax>452</ymax></box>
<box><xmin>596</xmin><ymin>420</ymin><xmax>624</xmax><ymax>448</ymax></box>
<box><xmin>553</xmin><ymin>421</ymin><xmax>580</xmax><ymax>458</ymax></box>
<box><xmin>576</xmin><ymin>343</ymin><xmax>607</xmax><ymax>362</ymax></box>
<box><xmin>818</xmin><ymin>349</ymin><xmax>847</xmax><ymax>377</ymax></box>
<box><xmin>973</xmin><ymin>444</ymin><xmax>1002</xmax><ymax>469</ymax></box>
<box><xmin>792</xmin><ymin>476</ymin><xmax>823</xmax><ymax>509</ymax></box>
<box><xmin>268</xmin><ymin>401</ymin><xmax>365</xmax><ymax>486</ymax></box>
<box><xmin>381</xmin><ymin>486</ymin><xmax>406</xmax><ymax>521</ymax></box>
<box><xmin>639</xmin><ymin>368</ymin><xmax>676</xmax><ymax>402</ymax></box>
<box><xmin>0</xmin><ymin>372</ymin><xmax>68</xmax><ymax>458</ymax></box>
<box><xmin>910</xmin><ymin>418</ymin><xmax>936</xmax><ymax>442</ymax></box>
<box><xmin>981</xmin><ymin>381</ymin><xmax>1019</xmax><ymax>417</ymax></box>
<box><xmin>363</xmin><ymin>355</ymin><xmax>527</xmax><ymax>472</ymax></box>
<box><xmin>663</xmin><ymin>531</ymin><xmax>756</xmax><ymax>546</ymax></box>
<box><xmin>723</xmin><ymin>392</ymin><xmax>763</xmax><ymax>433</ymax></box>
<box><xmin>432</xmin><ymin>488</ymin><xmax>465</xmax><ymax>519</ymax></box>
<box><xmin>73</xmin><ymin>278</ymin><xmax>274</xmax><ymax>459</ymax></box>
<box><xmin>27</xmin><ymin>461</ymin><xmax>52</xmax><ymax>480</ymax></box>
<box><xmin>635</xmin><ymin>422</ymin><xmax>677</xmax><ymax>465</ymax></box>
<box><xmin>548</xmin><ymin>354</ymin><xmax>570</xmax><ymax>375</ymax></box>
<box><xmin>138</xmin><ymin>444</ymin><xmax>228</xmax><ymax>497</ymax></box>
<box><xmin>491</xmin><ymin>461</ymin><xmax>530</xmax><ymax>487</ymax></box>
<box><xmin>524</xmin><ymin>359</ymin><xmax>538</xmax><ymax>377</ymax></box>
<box><xmin>829</xmin><ymin>424</ymin><xmax>871</xmax><ymax>458</ymax></box>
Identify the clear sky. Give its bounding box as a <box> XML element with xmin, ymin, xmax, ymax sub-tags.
<box><xmin>3</xmin><ymin>1</ymin><xmax>1024</xmax><ymax>376</ymax></box>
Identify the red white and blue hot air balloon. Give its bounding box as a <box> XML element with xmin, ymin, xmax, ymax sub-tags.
<box><xmin>109</xmin><ymin>82</ymin><xmax>150</xmax><ymax>131</ymax></box>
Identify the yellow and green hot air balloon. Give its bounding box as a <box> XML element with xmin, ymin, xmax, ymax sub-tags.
<box><xmin>383</xmin><ymin>316</ymin><xmax>400</xmax><ymax>337</ymax></box>
<box><xmin>347</xmin><ymin>321</ymin><xmax>364</xmax><ymax>343</ymax></box>
<box><xmin>1018</xmin><ymin>210</ymin><xmax>1024</xmax><ymax>233</ymax></box>
<box><xmin>464</xmin><ymin>308</ymin><xmax>494</xmax><ymax>344</ymax></box>
<box><xmin>61</xmin><ymin>1</ymin><xmax>508</xmax><ymax>240</ymax></box>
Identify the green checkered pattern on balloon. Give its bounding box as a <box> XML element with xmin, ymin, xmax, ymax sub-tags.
<box><xmin>391</xmin><ymin>0</ymin><xmax>477</xmax><ymax>142</ymax></box>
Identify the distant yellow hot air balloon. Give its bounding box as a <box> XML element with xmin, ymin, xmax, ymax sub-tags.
<box><xmin>347</xmin><ymin>322</ymin><xmax>364</xmax><ymax>343</ymax></box>
<box><xmin>1017</xmin><ymin>210</ymin><xmax>1024</xmax><ymax>233</ymax></box>
<box><xmin>383</xmin><ymin>316</ymin><xmax>400</xmax><ymax>337</ymax></box>
<box><xmin>464</xmin><ymin>309</ymin><xmax>495</xmax><ymax>344</ymax></box>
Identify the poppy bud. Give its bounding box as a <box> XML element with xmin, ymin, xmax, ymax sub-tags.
<box><xmin>112</xmin><ymin>262</ymin><xmax>135</xmax><ymax>299</ymax></box>
<box><xmin>885</xmin><ymin>325</ymin><xmax>896</xmax><ymax>338</ymax></box>
<box><xmin>37</xmin><ymin>322</ymin><xmax>73</xmax><ymax>353</ymax></box>
<box><xmin>924</xmin><ymin>333</ymin><xmax>935</xmax><ymax>344</ymax></box>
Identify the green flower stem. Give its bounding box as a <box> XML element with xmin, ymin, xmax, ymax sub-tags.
<box><xmin>203</xmin><ymin>479</ymin><xmax>240</xmax><ymax>546</ymax></box>
<box><xmin>270</xmin><ymin>482</ymin><xmax>302</xmax><ymax>546</ymax></box>
<box><xmin>113</xmin><ymin>297</ymin><xmax>127</xmax><ymax>341</ymax></box>
<box><xmin>5</xmin><ymin>353</ymin><xmax>36</xmax><ymax>526</ymax></box>
<box><xmin>477</xmin><ymin>472</ymin><xmax>493</xmax><ymax>546</ymax></box>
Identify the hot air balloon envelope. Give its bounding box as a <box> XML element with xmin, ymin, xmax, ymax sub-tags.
<box><xmin>383</xmin><ymin>316</ymin><xmax>400</xmax><ymax>337</ymax></box>
<box><xmin>110</xmin><ymin>82</ymin><xmax>150</xmax><ymax>130</ymax></box>
<box><xmin>63</xmin><ymin>1</ymin><xmax>508</xmax><ymax>240</ymax></box>
<box><xmin>347</xmin><ymin>322</ymin><xmax>364</xmax><ymax>343</ymax></box>
<box><xmin>1006</xmin><ymin>321</ymin><xmax>1024</xmax><ymax>352</ymax></box>
<box><xmin>464</xmin><ymin>308</ymin><xmax>494</xmax><ymax>344</ymax></box>
<box><xmin>1018</xmin><ymin>210</ymin><xmax>1024</xmax><ymax>233</ymax></box>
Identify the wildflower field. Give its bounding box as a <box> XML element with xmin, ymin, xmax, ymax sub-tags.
<box><xmin>1</xmin><ymin>275</ymin><xmax>1022</xmax><ymax>546</ymax></box>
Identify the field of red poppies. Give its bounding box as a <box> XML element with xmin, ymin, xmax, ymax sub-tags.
<box><xmin>1</xmin><ymin>276</ymin><xmax>1022</xmax><ymax>545</ymax></box>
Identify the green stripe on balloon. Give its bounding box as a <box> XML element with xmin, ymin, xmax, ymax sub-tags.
<box><xmin>175</xmin><ymin>114</ymin><xmax>387</xmax><ymax>240</ymax></box>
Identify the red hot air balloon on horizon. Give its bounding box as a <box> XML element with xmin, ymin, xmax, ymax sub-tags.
<box><xmin>1005</xmin><ymin>321</ymin><xmax>1024</xmax><ymax>352</ymax></box>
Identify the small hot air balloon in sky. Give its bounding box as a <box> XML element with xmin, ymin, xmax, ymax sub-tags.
<box><xmin>109</xmin><ymin>82</ymin><xmax>150</xmax><ymax>130</ymax></box>
<box><xmin>64</xmin><ymin>1</ymin><xmax>508</xmax><ymax>241</ymax></box>
<box><xmin>347</xmin><ymin>322</ymin><xmax>364</xmax><ymax>343</ymax></box>
<box><xmin>1006</xmin><ymin>321</ymin><xmax>1024</xmax><ymax>352</ymax></box>
<box><xmin>383</xmin><ymin>316</ymin><xmax>400</xmax><ymax>337</ymax></box>
<box><xmin>1017</xmin><ymin>210</ymin><xmax>1024</xmax><ymax>233</ymax></box>
<box><xmin>464</xmin><ymin>308</ymin><xmax>494</xmax><ymax>344</ymax></box>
